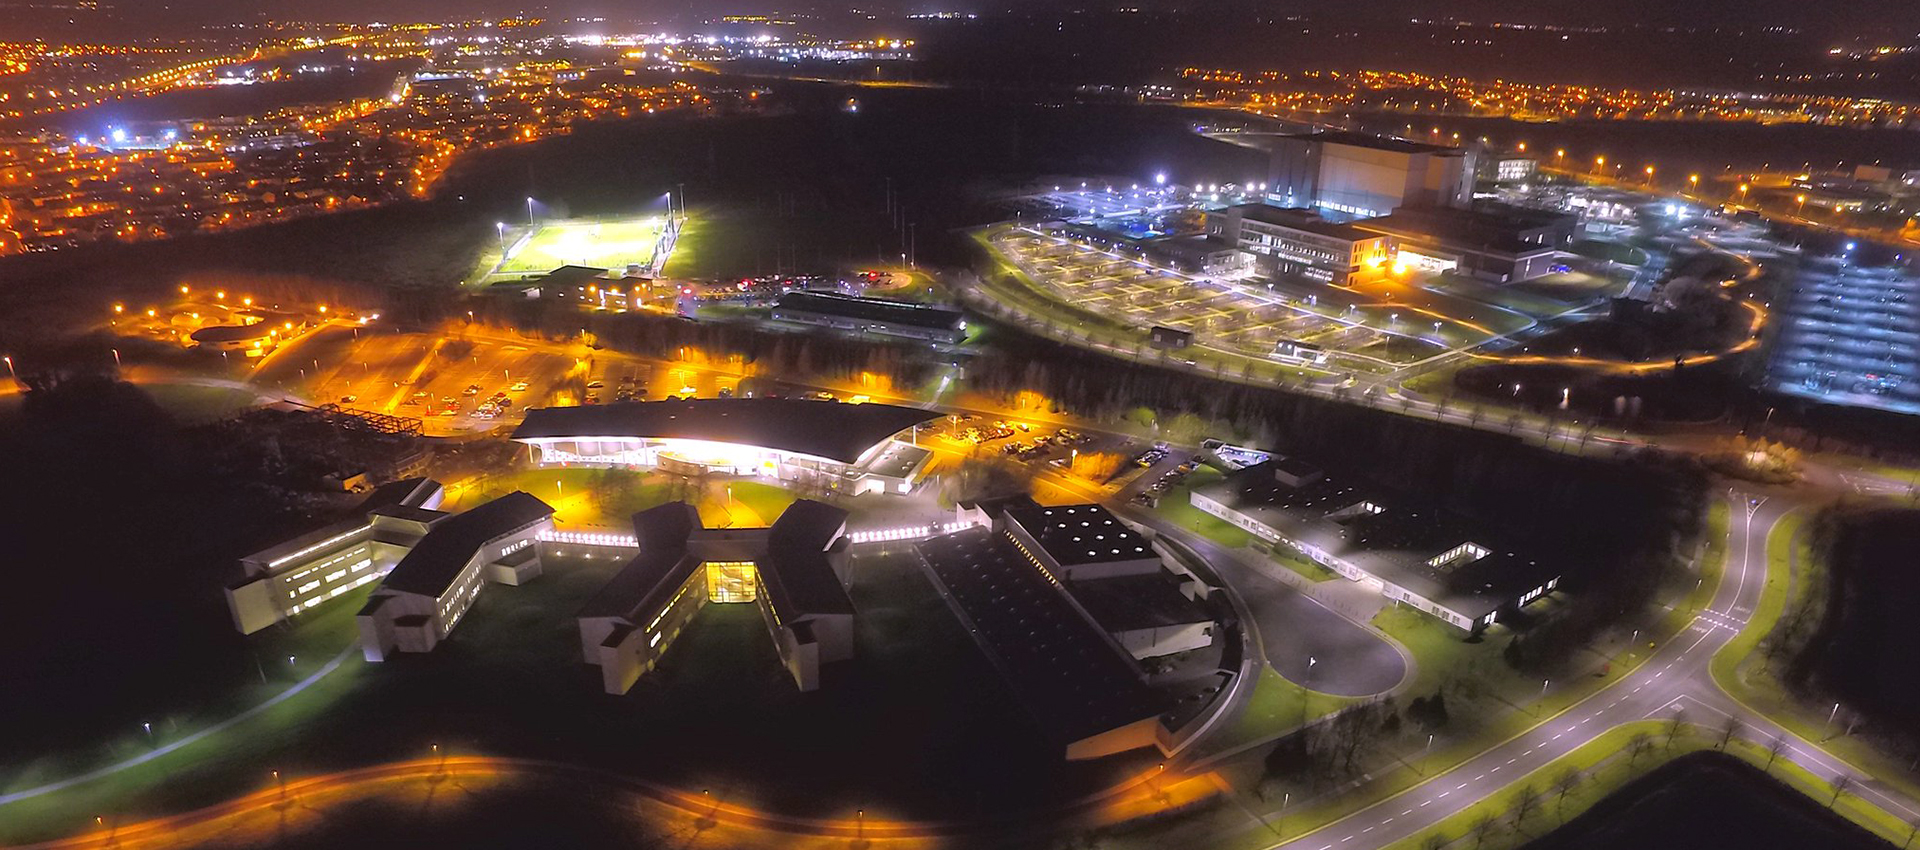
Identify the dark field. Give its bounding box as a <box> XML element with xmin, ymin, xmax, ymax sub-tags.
<box><xmin>1523</xmin><ymin>751</ymin><xmax>1889</xmax><ymax>850</ymax></box>
<box><xmin>1794</xmin><ymin>509</ymin><xmax>1920</xmax><ymax>735</ymax></box>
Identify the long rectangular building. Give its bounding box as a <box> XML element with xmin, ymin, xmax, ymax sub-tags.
<box><xmin>1211</xmin><ymin>204</ymin><xmax>1395</xmax><ymax>285</ymax></box>
<box><xmin>1191</xmin><ymin>460</ymin><xmax>1557</xmax><ymax>632</ymax></box>
<box><xmin>918</xmin><ymin>498</ymin><xmax>1216</xmax><ymax>760</ymax></box>
<box><xmin>771</xmin><ymin>290</ymin><xmax>968</xmax><ymax>344</ymax></box>
<box><xmin>356</xmin><ymin>491</ymin><xmax>555</xmax><ymax>660</ymax></box>
<box><xmin>225</xmin><ymin>478</ymin><xmax>446</xmax><ymax>634</ymax></box>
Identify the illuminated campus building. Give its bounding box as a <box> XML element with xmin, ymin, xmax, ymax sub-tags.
<box><xmin>510</xmin><ymin>398</ymin><xmax>937</xmax><ymax>496</ymax></box>
<box><xmin>578</xmin><ymin>499</ymin><xmax>855</xmax><ymax>694</ymax></box>
<box><xmin>1210</xmin><ymin>204</ymin><xmax>1396</xmax><ymax>285</ymax></box>
<box><xmin>918</xmin><ymin>497</ymin><xmax>1217</xmax><ymax>760</ymax></box>
<box><xmin>1262</xmin><ymin>130</ymin><xmax>1475</xmax><ymax>219</ymax></box>
<box><xmin>353</xmin><ymin>491</ymin><xmax>555</xmax><ymax>661</ymax></box>
<box><xmin>225</xmin><ymin>478</ymin><xmax>447</xmax><ymax>634</ymax></box>
<box><xmin>1191</xmin><ymin>459</ymin><xmax>1558</xmax><ymax>632</ymax></box>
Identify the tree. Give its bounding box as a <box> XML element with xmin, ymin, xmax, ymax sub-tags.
<box><xmin>1765</xmin><ymin>735</ymin><xmax>1789</xmax><ymax>773</ymax></box>
<box><xmin>1552</xmin><ymin>767</ymin><xmax>1583</xmax><ymax>816</ymax></box>
<box><xmin>1664</xmin><ymin>708</ymin><xmax>1688</xmax><ymax>749</ymax></box>
<box><xmin>1469</xmin><ymin>811</ymin><xmax>1500</xmax><ymax>848</ymax></box>
<box><xmin>1422</xmin><ymin>832</ymin><xmax>1450</xmax><ymax>850</ymax></box>
<box><xmin>1717</xmin><ymin>715</ymin><xmax>1743</xmax><ymax>751</ymax></box>
<box><xmin>1511</xmin><ymin>783</ymin><xmax>1542</xmax><ymax>826</ymax></box>
<box><xmin>1831</xmin><ymin>774</ymin><xmax>1854</xmax><ymax>809</ymax></box>
<box><xmin>1626</xmin><ymin>732</ymin><xmax>1655</xmax><ymax>767</ymax></box>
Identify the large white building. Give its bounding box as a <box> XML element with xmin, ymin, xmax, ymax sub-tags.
<box><xmin>510</xmin><ymin>398</ymin><xmax>937</xmax><ymax>496</ymax></box>
<box><xmin>1265</xmin><ymin>131</ymin><xmax>1476</xmax><ymax>219</ymax></box>
<box><xmin>1211</xmin><ymin>204</ymin><xmax>1396</xmax><ymax>285</ymax></box>
<box><xmin>356</xmin><ymin>491</ymin><xmax>555</xmax><ymax>660</ymax></box>
<box><xmin>225</xmin><ymin>478</ymin><xmax>446</xmax><ymax>634</ymax></box>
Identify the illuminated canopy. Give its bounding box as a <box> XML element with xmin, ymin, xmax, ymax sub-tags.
<box><xmin>511</xmin><ymin>398</ymin><xmax>936</xmax><ymax>465</ymax></box>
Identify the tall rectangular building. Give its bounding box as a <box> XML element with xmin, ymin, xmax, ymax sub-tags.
<box><xmin>1266</xmin><ymin>131</ymin><xmax>1475</xmax><ymax>219</ymax></box>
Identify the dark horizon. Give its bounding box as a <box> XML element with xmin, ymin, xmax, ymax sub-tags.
<box><xmin>34</xmin><ymin>0</ymin><xmax>1920</xmax><ymax>33</ymax></box>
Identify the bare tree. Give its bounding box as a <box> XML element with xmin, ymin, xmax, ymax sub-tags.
<box><xmin>1469</xmin><ymin>811</ymin><xmax>1500</xmax><ymax>848</ymax></box>
<box><xmin>1717</xmin><ymin>716</ymin><xmax>1743</xmax><ymax>751</ymax></box>
<box><xmin>1664</xmin><ymin>708</ymin><xmax>1688</xmax><ymax>749</ymax></box>
<box><xmin>1511</xmin><ymin>783</ymin><xmax>1543</xmax><ymax>827</ymax></box>
<box><xmin>1766</xmin><ymin>735</ymin><xmax>1789</xmax><ymax>773</ymax></box>
<box><xmin>1552</xmin><ymin>767</ymin><xmax>1584</xmax><ymax>817</ymax></box>
<box><xmin>1905</xmin><ymin>817</ymin><xmax>1920</xmax><ymax>849</ymax></box>
<box><xmin>1422</xmin><ymin>832</ymin><xmax>1450</xmax><ymax>850</ymax></box>
<box><xmin>1831</xmin><ymin>773</ymin><xmax>1854</xmax><ymax>808</ymax></box>
<box><xmin>1626</xmin><ymin>731</ymin><xmax>1655</xmax><ymax>767</ymax></box>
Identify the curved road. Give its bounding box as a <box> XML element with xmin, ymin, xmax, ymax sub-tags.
<box><xmin>1249</xmin><ymin>488</ymin><xmax>1920</xmax><ymax>850</ymax></box>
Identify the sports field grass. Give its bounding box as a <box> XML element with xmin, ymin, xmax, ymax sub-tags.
<box><xmin>495</xmin><ymin>217</ymin><xmax>668</xmax><ymax>277</ymax></box>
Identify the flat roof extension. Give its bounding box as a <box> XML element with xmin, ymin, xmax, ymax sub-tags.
<box><xmin>1005</xmin><ymin>503</ymin><xmax>1158</xmax><ymax>567</ymax></box>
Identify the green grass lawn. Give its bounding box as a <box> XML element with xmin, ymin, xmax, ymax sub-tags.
<box><xmin>1206</xmin><ymin>666</ymin><xmax>1360</xmax><ymax>756</ymax></box>
<box><xmin>497</xmin><ymin>217</ymin><xmax>667</xmax><ymax>277</ymax></box>
<box><xmin>0</xmin><ymin>546</ymin><xmax>1146</xmax><ymax>843</ymax></box>
<box><xmin>140</xmin><ymin>382</ymin><xmax>264</xmax><ymax>422</ymax></box>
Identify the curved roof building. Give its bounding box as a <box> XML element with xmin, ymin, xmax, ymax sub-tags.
<box><xmin>510</xmin><ymin>398</ymin><xmax>937</xmax><ymax>496</ymax></box>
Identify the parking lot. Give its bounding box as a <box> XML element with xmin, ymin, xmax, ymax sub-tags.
<box><xmin>266</xmin><ymin>327</ymin><xmax>750</xmax><ymax>436</ymax></box>
<box><xmin>992</xmin><ymin>226</ymin><xmax>1467</xmax><ymax>370</ymax></box>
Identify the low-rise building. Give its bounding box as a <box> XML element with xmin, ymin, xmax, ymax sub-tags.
<box><xmin>771</xmin><ymin>290</ymin><xmax>967</xmax><ymax>344</ymax></box>
<box><xmin>918</xmin><ymin>497</ymin><xmax>1216</xmax><ymax>760</ymax></box>
<box><xmin>1353</xmin><ymin>203</ymin><xmax>1576</xmax><ymax>283</ymax></box>
<box><xmin>356</xmin><ymin>491</ymin><xmax>555</xmax><ymax>660</ymax></box>
<box><xmin>1211</xmin><ymin>203</ymin><xmax>1395</xmax><ymax>285</ymax></box>
<box><xmin>578</xmin><ymin>499</ymin><xmax>855</xmax><ymax>694</ymax></box>
<box><xmin>226</xmin><ymin>478</ymin><xmax>447</xmax><ymax>634</ymax></box>
<box><xmin>1191</xmin><ymin>460</ymin><xmax>1558</xmax><ymax>632</ymax></box>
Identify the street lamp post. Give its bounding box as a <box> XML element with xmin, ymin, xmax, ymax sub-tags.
<box><xmin>526</xmin><ymin>196</ymin><xmax>535</xmax><ymax>226</ymax></box>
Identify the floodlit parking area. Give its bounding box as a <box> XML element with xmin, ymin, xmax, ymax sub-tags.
<box><xmin>992</xmin><ymin>226</ymin><xmax>1475</xmax><ymax>369</ymax></box>
<box><xmin>1769</xmin><ymin>261</ymin><xmax>1920</xmax><ymax>416</ymax></box>
<box><xmin>272</xmin><ymin>330</ymin><xmax>748</xmax><ymax>436</ymax></box>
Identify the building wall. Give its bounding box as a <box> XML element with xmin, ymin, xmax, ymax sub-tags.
<box><xmin>1111</xmin><ymin>622</ymin><xmax>1215</xmax><ymax>659</ymax></box>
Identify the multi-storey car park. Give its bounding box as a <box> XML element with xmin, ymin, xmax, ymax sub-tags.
<box><xmin>1191</xmin><ymin>458</ymin><xmax>1559</xmax><ymax>632</ymax></box>
<box><xmin>1767</xmin><ymin>257</ymin><xmax>1920</xmax><ymax>416</ymax></box>
<box><xmin>509</xmin><ymin>398</ymin><xmax>938</xmax><ymax>496</ymax></box>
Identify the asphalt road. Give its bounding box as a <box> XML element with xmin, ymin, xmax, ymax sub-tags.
<box><xmin>1240</xmin><ymin>489</ymin><xmax>1920</xmax><ymax>850</ymax></box>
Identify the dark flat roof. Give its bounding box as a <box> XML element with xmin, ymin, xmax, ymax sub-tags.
<box><xmin>1067</xmin><ymin>572</ymin><xmax>1211</xmax><ymax>634</ymax></box>
<box><xmin>761</xmin><ymin>499</ymin><xmax>855</xmax><ymax>617</ymax></box>
<box><xmin>542</xmin><ymin>264</ymin><xmax>609</xmax><ymax>286</ymax></box>
<box><xmin>360</xmin><ymin>477</ymin><xmax>442</xmax><ymax>511</ymax></box>
<box><xmin>379</xmin><ymin>492</ymin><xmax>553</xmax><ymax>597</ymax></box>
<box><xmin>1004</xmin><ymin>503</ymin><xmax>1156</xmax><ymax>567</ymax></box>
<box><xmin>579</xmin><ymin>502</ymin><xmax>701</xmax><ymax>621</ymax></box>
<box><xmin>1284</xmin><ymin>130</ymin><xmax>1452</xmax><ymax>155</ymax></box>
<box><xmin>1227</xmin><ymin>204</ymin><xmax>1374</xmax><ymax>241</ymax></box>
<box><xmin>191</xmin><ymin>324</ymin><xmax>275</xmax><ymax>343</ymax></box>
<box><xmin>916</xmin><ymin>527</ymin><xmax>1163</xmax><ymax>745</ymax></box>
<box><xmin>1195</xmin><ymin>461</ymin><xmax>1555</xmax><ymax>620</ymax></box>
<box><xmin>773</xmin><ymin>291</ymin><xmax>964</xmax><ymax>332</ymax></box>
<box><xmin>511</xmin><ymin>398</ymin><xmax>936</xmax><ymax>465</ymax></box>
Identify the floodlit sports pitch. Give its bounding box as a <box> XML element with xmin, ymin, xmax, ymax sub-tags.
<box><xmin>482</xmin><ymin>216</ymin><xmax>672</xmax><ymax>283</ymax></box>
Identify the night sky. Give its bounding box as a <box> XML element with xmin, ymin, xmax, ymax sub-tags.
<box><xmin>94</xmin><ymin>0</ymin><xmax>1920</xmax><ymax>31</ymax></box>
